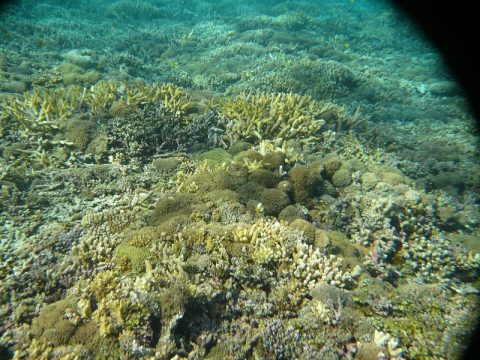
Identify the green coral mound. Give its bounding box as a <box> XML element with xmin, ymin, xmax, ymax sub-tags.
<box><xmin>196</xmin><ymin>148</ymin><xmax>233</xmax><ymax>167</ymax></box>
<box><xmin>259</xmin><ymin>188</ymin><xmax>291</xmax><ymax>216</ymax></box>
<box><xmin>115</xmin><ymin>242</ymin><xmax>152</xmax><ymax>273</ymax></box>
<box><xmin>248</xmin><ymin>168</ymin><xmax>281</xmax><ymax>188</ymax></box>
<box><xmin>287</xmin><ymin>164</ymin><xmax>322</xmax><ymax>205</ymax></box>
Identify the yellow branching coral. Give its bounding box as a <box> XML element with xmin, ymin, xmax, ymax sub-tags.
<box><xmin>0</xmin><ymin>82</ymin><xmax>192</xmax><ymax>134</ymax></box>
<box><xmin>0</xmin><ymin>86</ymin><xmax>85</xmax><ymax>133</ymax></box>
<box><xmin>158</xmin><ymin>82</ymin><xmax>192</xmax><ymax>116</ymax></box>
<box><xmin>242</xmin><ymin>157</ymin><xmax>265</xmax><ymax>173</ymax></box>
<box><xmin>215</xmin><ymin>92</ymin><xmax>330</xmax><ymax>144</ymax></box>
<box><xmin>232</xmin><ymin>219</ymin><xmax>293</xmax><ymax>266</ymax></box>
<box><xmin>255</xmin><ymin>139</ymin><xmax>305</xmax><ymax>164</ymax></box>
<box><xmin>0</xmin><ymin>81</ymin><xmax>192</xmax><ymax>173</ymax></box>
<box><xmin>86</xmin><ymin>81</ymin><xmax>192</xmax><ymax>116</ymax></box>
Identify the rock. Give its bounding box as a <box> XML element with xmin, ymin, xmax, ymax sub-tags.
<box><xmin>429</xmin><ymin>80</ymin><xmax>461</xmax><ymax>97</ymax></box>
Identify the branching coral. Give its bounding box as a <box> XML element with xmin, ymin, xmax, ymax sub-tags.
<box><xmin>1</xmin><ymin>86</ymin><xmax>81</xmax><ymax>133</ymax></box>
<box><xmin>214</xmin><ymin>91</ymin><xmax>329</xmax><ymax>145</ymax></box>
<box><xmin>290</xmin><ymin>243</ymin><xmax>362</xmax><ymax>289</ymax></box>
<box><xmin>0</xmin><ymin>81</ymin><xmax>192</xmax><ymax>174</ymax></box>
<box><xmin>1</xmin><ymin>81</ymin><xmax>191</xmax><ymax>134</ymax></box>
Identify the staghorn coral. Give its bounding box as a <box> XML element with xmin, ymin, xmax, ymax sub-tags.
<box><xmin>214</xmin><ymin>91</ymin><xmax>329</xmax><ymax>145</ymax></box>
<box><xmin>88</xmin><ymin>81</ymin><xmax>192</xmax><ymax>116</ymax></box>
<box><xmin>0</xmin><ymin>82</ymin><xmax>191</xmax><ymax>133</ymax></box>
<box><xmin>0</xmin><ymin>81</ymin><xmax>193</xmax><ymax>178</ymax></box>
<box><xmin>1</xmin><ymin>87</ymin><xmax>79</xmax><ymax>134</ymax></box>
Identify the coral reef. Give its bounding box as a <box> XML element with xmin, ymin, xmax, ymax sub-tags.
<box><xmin>1</xmin><ymin>1</ymin><xmax>479</xmax><ymax>358</ymax></box>
<box><xmin>1</xmin><ymin>81</ymin><xmax>479</xmax><ymax>358</ymax></box>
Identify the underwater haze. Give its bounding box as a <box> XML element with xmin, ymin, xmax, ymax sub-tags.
<box><xmin>1</xmin><ymin>0</ymin><xmax>479</xmax><ymax>358</ymax></box>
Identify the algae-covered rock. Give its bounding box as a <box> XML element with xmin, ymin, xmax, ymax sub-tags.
<box><xmin>288</xmin><ymin>165</ymin><xmax>317</xmax><ymax>205</ymax></box>
<box><xmin>156</xmin><ymin>215</ymin><xmax>191</xmax><ymax>236</ymax></box>
<box><xmin>307</xmin><ymin>160</ymin><xmax>324</xmax><ymax>179</ymax></box>
<box><xmin>31</xmin><ymin>297</ymin><xmax>79</xmax><ymax>346</ymax></box>
<box><xmin>259</xmin><ymin>188</ymin><xmax>291</xmax><ymax>216</ymax></box>
<box><xmin>57</xmin><ymin>62</ymin><xmax>85</xmax><ymax>75</ymax></box>
<box><xmin>328</xmin><ymin>230</ymin><xmax>364</xmax><ymax>260</ymax></box>
<box><xmin>81</xmin><ymin>71</ymin><xmax>101</xmax><ymax>85</ymax></box>
<box><xmin>158</xmin><ymin>281</ymin><xmax>191</xmax><ymax>332</ymax></box>
<box><xmin>346</xmin><ymin>158</ymin><xmax>368</xmax><ymax>173</ymax></box>
<box><xmin>184</xmin><ymin>253</ymin><xmax>213</xmax><ymax>275</ymax></box>
<box><xmin>63</xmin><ymin>70</ymin><xmax>100</xmax><ymax>86</ymax></box>
<box><xmin>437</xmin><ymin>204</ymin><xmax>459</xmax><ymax>229</ymax></box>
<box><xmin>86</xmin><ymin>134</ymin><xmax>109</xmax><ymax>161</ymax></box>
<box><xmin>151</xmin><ymin>193</ymin><xmax>197</xmax><ymax>224</ymax></box>
<box><xmin>277</xmin><ymin>180</ymin><xmax>292</xmax><ymax>193</ymax></box>
<box><xmin>237</xmin><ymin>181</ymin><xmax>265</xmax><ymax>204</ymax></box>
<box><xmin>382</xmin><ymin>171</ymin><xmax>406</xmax><ymax>186</ymax></box>
<box><xmin>356</xmin><ymin>342</ymin><xmax>383</xmax><ymax>360</ymax></box>
<box><xmin>70</xmin><ymin>322</ymin><xmax>112</xmax><ymax>356</ymax></box>
<box><xmin>318</xmin><ymin>179</ymin><xmax>338</xmax><ymax>198</ymax></box>
<box><xmin>115</xmin><ymin>241</ymin><xmax>151</xmax><ymax>273</ymax></box>
<box><xmin>63</xmin><ymin>116</ymin><xmax>95</xmax><ymax>151</ymax></box>
<box><xmin>234</xmin><ymin>149</ymin><xmax>264</xmax><ymax>163</ymax></box>
<box><xmin>58</xmin><ymin>61</ymin><xmax>100</xmax><ymax>85</ymax></box>
<box><xmin>314</xmin><ymin>229</ymin><xmax>331</xmax><ymax>250</ymax></box>
<box><xmin>263</xmin><ymin>151</ymin><xmax>285</xmax><ymax>171</ymax></box>
<box><xmin>205</xmin><ymin>189</ymin><xmax>239</xmax><ymax>203</ymax></box>
<box><xmin>152</xmin><ymin>157</ymin><xmax>182</xmax><ymax>175</ymax></box>
<box><xmin>403</xmin><ymin>189</ymin><xmax>422</xmax><ymax>204</ymax></box>
<box><xmin>186</xmin><ymin>170</ymin><xmax>246</xmax><ymax>193</ymax></box>
<box><xmin>109</xmin><ymin>99</ymin><xmax>128</xmax><ymax>116</ymax></box>
<box><xmin>429</xmin><ymin>80</ymin><xmax>460</xmax><ymax>97</ymax></box>
<box><xmin>2</xmin><ymin>80</ymin><xmax>28</xmax><ymax>93</ymax></box>
<box><xmin>63</xmin><ymin>49</ymin><xmax>93</xmax><ymax>68</ymax></box>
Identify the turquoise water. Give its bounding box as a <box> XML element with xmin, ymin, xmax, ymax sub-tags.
<box><xmin>1</xmin><ymin>0</ymin><xmax>479</xmax><ymax>358</ymax></box>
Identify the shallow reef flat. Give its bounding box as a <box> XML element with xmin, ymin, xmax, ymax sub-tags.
<box><xmin>0</xmin><ymin>1</ymin><xmax>479</xmax><ymax>359</ymax></box>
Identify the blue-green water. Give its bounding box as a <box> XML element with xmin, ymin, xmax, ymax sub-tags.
<box><xmin>0</xmin><ymin>1</ymin><xmax>479</xmax><ymax>359</ymax></box>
